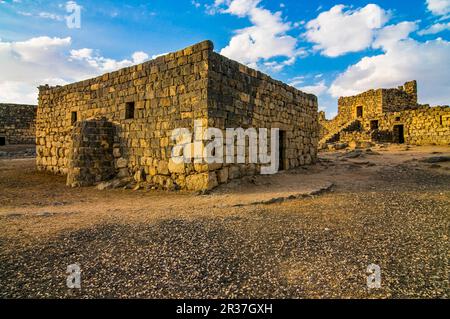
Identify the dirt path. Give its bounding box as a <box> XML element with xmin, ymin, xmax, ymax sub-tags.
<box><xmin>0</xmin><ymin>145</ymin><xmax>449</xmax><ymax>298</ymax></box>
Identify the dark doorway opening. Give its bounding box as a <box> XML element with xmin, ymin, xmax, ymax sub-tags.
<box><xmin>370</xmin><ymin>120</ymin><xmax>379</xmax><ymax>130</ymax></box>
<box><xmin>0</xmin><ymin>136</ymin><xmax>5</xmax><ymax>146</ymax></box>
<box><xmin>393</xmin><ymin>125</ymin><xmax>405</xmax><ymax>144</ymax></box>
<box><xmin>356</xmin><ymin>106</ymin><xmax>363</xmax><ymax>118</ymax></box>
<box><xmin>278</xmin><ymin>130</ymin><xmax>286</xmax><ymax>171</ymax></box>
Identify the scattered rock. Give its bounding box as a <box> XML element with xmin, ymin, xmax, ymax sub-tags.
<box><xmin>343</xmin><ymin>150</ymin><xmax>363</xmax><ymax>159</ymax></box>
<box><xmin>365</xmin><ymin>149</ymin><xmax>381</xmax><ymax>155</ymax></box>
<box><xmin>36</xmin><ymin>212</ymin><xmax>54</xmax><ymax>217</ymax></box>
<box><xmin>96</xmin><ymin>177</ymin><xmax>132</xmax><ymax>190</ymax></box>
<box><xmin>421</xmin><ymin>156</ymin><xmax>450</xmax><ymax>164</ymax></box>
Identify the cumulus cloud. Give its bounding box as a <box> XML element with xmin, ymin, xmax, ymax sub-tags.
<box><xmin>132</xmin><ymin>51</ymin><xmax>149</xmax><ymax>64</ymax></box>
<box><xmin>213</xmin><ymin>0</ymin><xmax>302</xmax><ymax>70</ymax></box>
<box><xmin>418</xmin><ymin>22</ymin><xmax>450</xmax><ymax>35</ymax></box>
<box><xmin>373</xmin><ymin>21</ymin><xmax>418</xmax><ymax>49</ymax></box>
<box><xmin>426</xmin><ymin>0</ymin><xmax>450</xmax><ymax>16</ymax></box>
<box><xmin>0</xmin><ymin>36</ymin><xmax>149</xmax><ymax>104</ymax></box>
<box><xmin>304</xmin><ymin>4</ymin><xmax>389</xmax><ymax>57</ymax></box>
<box><xmin>329</xmin><ymin>23</ymin><xmax>450</xmax><ymax>106</ymax></box>
<box><xmin>295</xmin><ymin>80</ymin><xmax>328</xmax><ymax>96</ymax></box>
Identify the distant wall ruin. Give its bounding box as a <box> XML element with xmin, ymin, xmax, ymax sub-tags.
<box><xmin>319</xmin><ymin>81</ymin><xmax>449</xmax><ymax>147</ymax></box>
<box><xmin>0</xmin><ymin>103</ymin><xmax>37</xmax><ymax>145</ymax></box>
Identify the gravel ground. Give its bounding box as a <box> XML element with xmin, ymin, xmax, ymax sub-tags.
<box><xmin>0</xmin><ymin>145</ymin><xmax>449</xmax><ymax>299</ymax></box>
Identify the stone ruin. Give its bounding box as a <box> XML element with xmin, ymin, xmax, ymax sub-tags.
<box><xmin>319</xmin><ymin>81</ymin><xmax>450</xmax><ymax>149</ymax></box>
<box><xmin>0</xmin><ymin>103</ymin><xmax>37</xmax><ymax>146</ymax></box>
<box><xmin>36</xmin><ymin>40</ymin><xmax>319</xmax><ymax>191</ymax></box>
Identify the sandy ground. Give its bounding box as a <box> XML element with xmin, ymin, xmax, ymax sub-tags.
<box><xmin>0</xmin><ymin>144</ymin><xmax>449</xmax><ymax>298</ymax></box>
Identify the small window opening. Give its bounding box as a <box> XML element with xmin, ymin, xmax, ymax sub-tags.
<box><xmin>395</xmin><ymin>117</ymin><xmax>401</xmax><ymax>122</ymax></box>
<box><xmin>125</xmin><ymin>102</ymin><xmax>135</xmax><ymax>119</ymax></box>
<box><xmin>370</xmin><ymin>120</ymin><xmax>379</xmax><ymax>130</ymax></box>
<box><xmin>440</xmin><ymin>116</ymin><xmax>443</xmax><ymax>126</ymax></box>
<box><xmin>71</xmin><ymin>112</ymin><xmax>78</xmax><ymax>125</ymax></box>
<box><xmin>0</xmin><ymin>136</ymin><xmax>5</xmax><ymax>146</ymax></box>
<box><xmin>356</xmin><ymin>106</ymin><xmax>363</xmax><ymax>118</ymax></box>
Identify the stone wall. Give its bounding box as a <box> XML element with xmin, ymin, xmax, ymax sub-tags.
<box><xmin>0</xmin><ymin>103</ymin><xmax>37</xmax><ymax>145</ymax></box>
<box><xmin>37</xmin><ymin>40</ymin><xmax>318</xmax><ymax>191</ymax></box>
<box><xmin>318</xmin><ymin>81</ymin><xmax>431</xmax><ymax>147</ymax></box>
<box><xmin>66</xmin><ymin>118</ymin><xmax>116</xmax><ymax>187</ymax></box>
<box><xmin>382</xmin><ymin>81</ymin><xmax>418</xmax><ymax>112</ymax></box>
<box><xmin>207</xmin><ymin>51</ymin><xmax>318</xmax><ymax>184</ymax></box>
<box><xmin>329</xmin><ymin>81</ymin><xmax>418</xmax><ymax>128</ymax></box>
<box><xmin>37</xmin><ymin>40</ymin><xmax>211</xmax><ymax>190</ymax></box>
<box><xmin>340</xmin><ymin>131</ymin><xmax>372</xmax><ymax>144</ymax></box>
<box><xmin>337</xmin><ymin>89</ymin><xmax>383</xmax><ymax>124</ymax></box>
<box><xmin>365</xmin><ymin>106</ymin><xmax>450</xmax><ymax>146</ymax></box>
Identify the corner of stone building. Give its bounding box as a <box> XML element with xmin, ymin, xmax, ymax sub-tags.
<box><xmin>403</xmin><ymin>80</ymin><xmax>418</xmax><ymax>103</ymax></box>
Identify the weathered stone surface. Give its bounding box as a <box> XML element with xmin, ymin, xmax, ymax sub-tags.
<box><xmin>217</xmin><ymin>167</ymin><xmax>229</xmax><ymax>184</ymax></box>
<box><xmin>66</xmin><ymin>118</ymin><xmax>116</xmax><ymax>187</ymax></box>
<box><xmin>186</xmin><ymin>173</ymin><xmax>210</xmax><ymax>191</ymax></box>
<box><xmin>0</xmin><ymin>103</ymin><xmax>36</xmax><ymax>145</ymax></box>
<box><xmin>319</xmin><ymin>81</ymin><xmax>450</xmax><ymax>148</ymax></box>
<box><xmin>116</xmin><ymin>158</ymin><xmax>128</xmax><ymax>169</ymax></box>
<box><xmin>36</xmin><ymin>40</ymin><xmax>318</xmax><ymax>191</ymax></box>
<box><xmin>157</xmin><ymin>160</ymin><xmax>169</xmax><ymax>175</ymax></box>
<box><xmin>168</xmin><ymin>160</ymin><xmax>185</xmax><ymax>174</ymax></box>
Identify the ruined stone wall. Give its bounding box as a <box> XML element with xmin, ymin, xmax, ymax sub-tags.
<box><xmin>37</xmin><ymin>40</ymin><xmax>318</xmax><ymax>191</ymax></box>
<box><xmin>365</xmin><ymin>106</ymin><xmax>450</xmax><ymax>145</ymax></box>
<box><xmin>340</xmin><ymin>131</ymin><xmax>372</xmax><ymax>144</ymax></box>
<box><xmin>319</xmin><ymin>81</ymin><xmax>421</xmax><ymax>143</ymax></box>
<box><xmin>318</xmin><ymin>111</ymin><xmax>330</xmax><ymax>137</ymax></box>
<box><xmin>0</xmin><ymin>103</ymin><xmax>37</xmax><ymax>145</ymax></box>
<box><xmin>37</xmin><ymin>41</ymin><xmax>211</xmax><ymax>190</ymax></box>
<box><xmin>382</xmin><ymin>81</ymin><xmax>418</xmax><ymax>112</ymax></box>
<box><xmin>337</xmin><ymin>89</ymin><xmax>383</xmax><ymax>124</ymax></box>
<box><xmin>207</xmin><ymin>51</ymin><xmax>318</xmax><ymax>184</ymax></box>
<box><xmin>66</xmin><ymin>118</ymin><xmax>116</xmax><ymax>187</ymax></box>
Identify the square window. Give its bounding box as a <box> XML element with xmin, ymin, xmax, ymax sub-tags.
<box><xmin>125</xmin><ymin>102</ymin><xmax>135</xmax><ymax>120</ymax></box>
<box><xmin>395</xmin><ymin>117</ymin><xmax>401</xmax><ymax>121</ymax></box>
<box><xmin>370</xmin><ymin>120</ymin><xmax>379</xmax><ymax>130</ymax></box>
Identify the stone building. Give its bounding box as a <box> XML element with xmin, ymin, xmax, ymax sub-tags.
<box><xmin>37</xmin><ymin>40</ymin><xmax>319</xmax><ymax>191</ymax></box>
<box><xmin>0</xmin><ymin>103</ymin><xmax>37</xmax><ymax>145</ymax></box>
<box><xmin>319</xmin><ymin>81</ymin><xmax>450</xmax><ymax>148</ymax></box>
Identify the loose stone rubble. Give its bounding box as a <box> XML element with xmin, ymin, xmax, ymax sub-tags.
<box><xmin>36</xmin><ymin>40</ymin><xmax>319</xmax><ymax>191</ymax></box>
<box><xmin>319</xmin><ymin>81</ymin><xmax>450</xmax><ymax>149</ymax></box>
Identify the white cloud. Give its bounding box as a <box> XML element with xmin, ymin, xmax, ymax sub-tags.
<box><xmin>304</xmin><ymin>4</ymin><xmax>389</xmax><ymax>57</ymax></box>
<box><xmin>296</xmin><ymin>80</ymin><xmax>328</xmax><ymax>96</ymax></box>
<box><xmin>70</xmin><ymin>48</ymin><xmax>94</xmax><ymax>60</ymax></box>
<box><xmin>329</xmin><ymin>29</ymin><xmax>450</xmax><ymax>106</ymax></box>
<box><xmin>0</xmin><ymin>36</ymin><xmax>149</xmax><ymax>104</ymax></box>
<box><xmin>224</xmin><ymin>0</ymin><xmax>260</xmax><ymax>17</ymax></box>
<box><xmin>38</xmin><ymin>12</ymin><xmax>64</xmax><ymax>21</ymax></box>
<box><xmin>288</xmin><ymin>76</ymin><xmax>304</xmax><ymax>87</ymax></box>
<box><xmin>426</xmin><ymin>0</ymin><xmax>450</xmax><ymax>16</ymax></box>
<box><xmin>418</xmin><ymin>22</ymin><xmax>450</xmax><ymax>35</ymax></box>
<box><xmin>213</xmin><ymin>0</ymin><xmax>301</xmax><ymax>70</ymax></box>
<box><xmin>131</xmin><ymin>51</ymin><xmax>149</xmax><ymax>64</ymax></box>
<box><xmin>373</xmin><ymin>21</ymin><xmax>418</xmax><ymax>49</ymax></box>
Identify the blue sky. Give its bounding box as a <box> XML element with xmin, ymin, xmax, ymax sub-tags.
<box><xmin>0</xmin><ymin>0</ymin><xmax>449</xmax><ymax>117</ymax></box>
